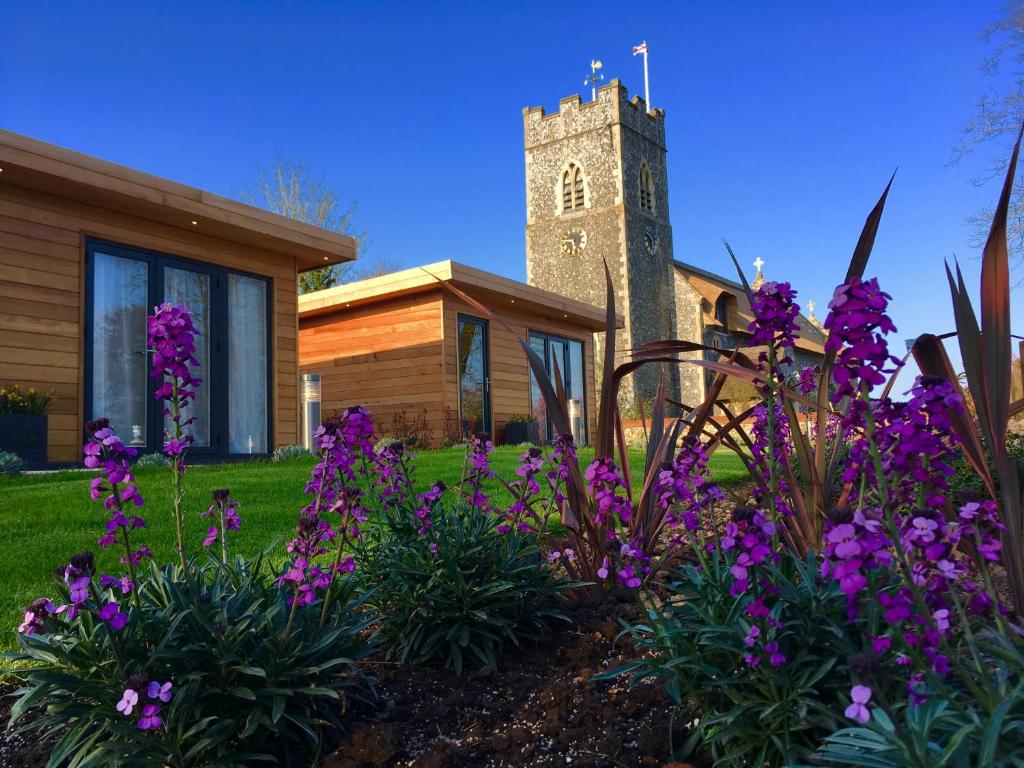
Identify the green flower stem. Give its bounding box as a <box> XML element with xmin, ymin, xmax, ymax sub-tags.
<box><xmin>318</xmin><ymin>516</ymin><xmax>351</xmax><ymax>630</ymax></box>
<box><xmin>169</xmin><ymin>378</ymin><xmax>186</xmax><ymax>570</ymax></box>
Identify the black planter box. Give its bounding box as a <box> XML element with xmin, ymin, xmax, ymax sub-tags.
<box><xmin>0</xmin><ymin>413</ymin><xmax>48</xmax><ymax>465</ymax></box>
<box><xmin>504</xmin><ymin>420</ymin><xmax>538</xmax><ymax>445</ymax></box>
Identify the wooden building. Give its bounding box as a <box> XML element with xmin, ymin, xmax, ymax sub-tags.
<box><xmin>298</xmin><ymin>261</ymin><xmax>621</xmax><ymax>447</ymax></box>
<box><xmin>0</xmin><ymin>130</ymin><xmax>355</xmax><ymax>464</ymax></box>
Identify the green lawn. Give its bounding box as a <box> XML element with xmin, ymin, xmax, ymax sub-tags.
<box><xmin>0</xmin><ymin>445</ymin><xmax>748</xmax><ymax>652</ymax></box>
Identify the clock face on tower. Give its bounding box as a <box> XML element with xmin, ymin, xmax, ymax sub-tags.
<box><xmin>643</xmin><ymin>229</ymin><xmax>659</xmax><ymax>256</ymax></box>
<box><xmin>560</xmin><ymin>227</ymin><xmax>588</xmax><ymax>256</ymax></box>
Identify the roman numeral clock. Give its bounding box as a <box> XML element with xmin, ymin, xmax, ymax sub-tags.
<box><xmin>560</xmin><ymin>227</ymin><xmax>588</xmax><ymax>256</ymax></box>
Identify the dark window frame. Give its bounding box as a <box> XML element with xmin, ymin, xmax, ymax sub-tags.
<box><xmin>527</xmin><ymin>329</ymin><xmax>588</xmax><ymax>444</ymax></box>
<box><xmin>83</xmin><ymin>238</ymin><xmax>273</xmax><ymax>460</ymax></box>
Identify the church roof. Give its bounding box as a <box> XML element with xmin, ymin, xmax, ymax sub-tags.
<box><xmin>673</xmin><ymin>260</ymin><xmax>826</xmax><ymax>356</ymax></box>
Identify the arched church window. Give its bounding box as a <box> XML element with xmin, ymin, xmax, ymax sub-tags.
<box><xmin>714</xmin><ymin>293</ymin><xmax>731</xmax><ymax>326</ymax></box>
<box><xmin>561</xmin><ymin>163</ymin><xmax>585</xmax><ymax>212</ymax></box>
<box><xmin>639</xmin><ymin>162</ymin><xmax>655</xmax><ymax>212</ymax></box>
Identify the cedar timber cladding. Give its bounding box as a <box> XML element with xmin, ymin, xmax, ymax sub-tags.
<box><xmin>0</xmin><ymin>129</ymin><xmax>355</xmax><ymax>462</ymax></box>
<box><xmin>299</xmin><ymin>291</ymin><xmax>447</xmax><ymax>437</ymax></box>
<box><xmin>298</xmin><ymin>260</ymin><xmax>622</xmax><ymax>448</ymax></box>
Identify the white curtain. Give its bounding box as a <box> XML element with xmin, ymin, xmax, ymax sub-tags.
<box><xmin>228</xmin><ymin>274</ymin><xmax>268</xmax><ymax>453</ymax></box>
<box><xmin>91</xmin><ymin>252</ymin><xmax>149</xmax><ymax>446</ymax></box>
<box><xmin>164</xmin><ymin>267</ymin><xmax>211</xmax><ymax>446</ymax></box>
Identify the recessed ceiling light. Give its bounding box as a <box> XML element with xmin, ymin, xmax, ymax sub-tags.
<box><xmin>323</xmin><ymin>256</ymin><xmax>329</xmax><ymax>261</ymax></box>
<box><xmin>0</xmin><ymin>167</ymin><xmax>4</xmax><ymax>173</ymax></box>
<box><xmin>191</xmin><ymin>220</ymin><xmax>198</xmax><ymax>226</ymax></box>
<box><xmin>510</xmin><ymin>299</ymin><xmax>515</xmax><ymax>303</ymax></box>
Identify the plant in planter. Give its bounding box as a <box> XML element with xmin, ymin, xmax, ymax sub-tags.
<box><xmin>0</xmin><ymin>384</ymin><xmax>54</xmax><ymax>466</ymax></box>
<box><xmin>0</xmin><ymin>450</ymin><xmax>26</xmax><ymax>476</ymax></box>
<box><xmin>503</xmin><ymin>413</ymin><xmax>537</xmax><ymax>445</ymax></box>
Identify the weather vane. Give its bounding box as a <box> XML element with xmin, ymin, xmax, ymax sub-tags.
<box><xmin>583</xmin><ymin>59</ymin><xmax>603</xmax><ymax>101</ymax></box>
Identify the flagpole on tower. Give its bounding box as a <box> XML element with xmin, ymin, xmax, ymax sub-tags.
<box><xmin>632</xmin><ymin>41</ymin><xmax>650</xmax><ymax>111</ymax></box>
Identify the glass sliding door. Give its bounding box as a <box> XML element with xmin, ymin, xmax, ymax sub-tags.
<box><xmin>457</xmin><ymin>315</ymin><xmax>490</xmax><ymax>436</ymax></box>
<box><xmin>228</xmin><ymin>273</ymin><xmax>269</xmax><ymax>454</ymax></box>
<box><xmin>90</xmin><ymin>251</ymin><xmax>149</xmax><ymax>447</ymax></box>
<box><xmin>528</xmin><ymin>331</ymin><xmax>588</xmax><ymax>445</ymax></box>
<box><xmin>86</xmin><ymin>239</ymin><xmax>272</xmax><ymax>459</ymax></box>
<box><xmin>164</xmin><ymin>267</ymin><xmax>212</xmax><ymax>447</ymax></box>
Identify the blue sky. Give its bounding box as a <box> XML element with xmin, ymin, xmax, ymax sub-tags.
<box><xmin>3</xmin><ymin>1</ymin><xmax>1021</xmax><ymax>376</ymax></box>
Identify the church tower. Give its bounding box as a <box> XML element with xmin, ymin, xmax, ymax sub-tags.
<box><xmin>524</xmin><ymin>78</ymin><xmax>677</xmax><ymax>405</ymax></box>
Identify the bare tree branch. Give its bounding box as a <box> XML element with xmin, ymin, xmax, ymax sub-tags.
<box><xmin>243</xmin><ymin>155</ymin><xmax>370</xmax><ymax>294</ymax></box>
<box><xmin>953</xmin><ymin>1</ymin><xmax>1024</xmax><ymax>284</ymax></box>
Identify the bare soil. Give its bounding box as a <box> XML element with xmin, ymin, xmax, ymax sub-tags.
<box><xmin>2</xmin><ymin>600</ymin><xmax>701</xmax><ymax>768</ymax></box>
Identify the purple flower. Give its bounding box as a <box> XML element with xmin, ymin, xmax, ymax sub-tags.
<box><xmin>137</xmin><ymin>703</ymin><xmax>162</xmax><ymax>731</ymax></box>
<box><xmin>98</xmin><ymin>600</ymin><xmax>128</xmax><ymax>631</ymax></box>
<box><xmin>584</xmin><ymin>458</ymin><xmax>633</xmax><ymax>527</ymax></box>
<box><xmin>99</xmin><ymin>574</ymin><xmax>134</xmax><ymax>594</ymax></box>
<box><xmin>844</xmin><ymin>685</ymin><xmax>872</xmax><ymax>724</ymax></box>
<box><xmin>117</xmin><ymin>688</ymin><xmax>140</xmax><ymax>716</ymax></box>
<box><xmin>147</xmin><ymin>680</ymin><xmax>173</xmax><ymax>703</ymax></box>
<box><xmin>797</xmin><ymin>366</ymin><xmax>817</xmax><ymax>394</ymax></box>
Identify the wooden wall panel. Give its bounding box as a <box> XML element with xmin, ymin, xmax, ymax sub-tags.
<box><xmin>0</xmin><ymin>183</ymin><xmax>301</xmax><ymax>461</ymax></box>
<box><xmin>298</xmin><ymin>292</ymin><xmax>448</xmax><ymax>443</ymax></box>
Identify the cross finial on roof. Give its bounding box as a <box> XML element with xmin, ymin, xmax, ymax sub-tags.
<box><xmin>751</xmin><ymin>257</ymin><xmax>765</xmax><ymax>289</ymax></box>
<box><xmin>807</xmin><ymin>298</ymin><xmax>825</xmax><ymax>331</ymax></box>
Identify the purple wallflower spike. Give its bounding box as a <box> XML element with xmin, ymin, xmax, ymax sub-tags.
<box><xmin>137</xmin><ymin>703</ymin><xmax>162</xmax><ymax>731</ymax></box>
<box><xmin>844</xmin><ymin>685</ymin><xmax>872</xmax><ymax>724</ymax></box>
<box><xmin>147</xmin><ymin>681</ymin><xmax>173</xmax><ymax>703</ymax></box>
<box><xmin>117</xmin><ymin>688</ymin><xmax>140</xmax><ymax>716</ymax></box>
<box><xmin>823</xmin><ymin>276</ymin><xmax>898</xmax><ymax>401</ymax></box>
<box><xmin>747</xmin><ymin>280</ymin><xmax>801</xmax><ymax>355</ymax></box>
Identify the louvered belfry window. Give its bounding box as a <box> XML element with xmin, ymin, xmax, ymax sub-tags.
<box><xmin>640</xmin><ymin>163</ymin><xmax>655</xmax><ymax>211</ymax></box>
<box><xmin>562</xmin><ymin>163</ymin><xmax>585</xmax><ymax>212</ymax></box>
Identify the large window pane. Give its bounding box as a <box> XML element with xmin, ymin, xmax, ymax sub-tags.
<box><xmin>528</xmin><ymin>331</ymin><xmax>587</xmax><ymax>445</ymax></box>
<box><xmin>528</xmin><ymin>333</ymin><xmax>547</xmax><ymax>437</ymax></box>
<box><xmin>91</xmin><ymin>252</ymin><xmax>149</xmax><ymax>447</ymax></box>
<box><xmin>458</xmin><ymin>317</ymin><xmax>488</xmax><ymax>435</ymax></box>
<box><xmin>228</xmin><ymin>274</ymin><xmax>268</xmax><ymax>453</ymax></box>
<box><xmin>568</xmin><ymin>340</ymin><xmax>586</xmax><ymax>444</ymax></box>
<box><xmin>164</xmin><ymin>267</ymin><xmax>211</xmax><ymax>447</ymax></box>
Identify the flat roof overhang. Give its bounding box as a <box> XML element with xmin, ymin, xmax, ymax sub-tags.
<box><xmin>298</xmin><ymin>260</ymin><xmax>624</xmax><ymax>332</ymax></box>
<box><xmin>0</xmin><ymin>129</ymin><xmax>356</xmax><ymax>270</ymax></box>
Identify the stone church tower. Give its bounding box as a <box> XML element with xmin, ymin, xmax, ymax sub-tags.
<box><xmin>524</xmin><ymin>79</ymin><xmax>677</xmax><ymax>405</ymax></box>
